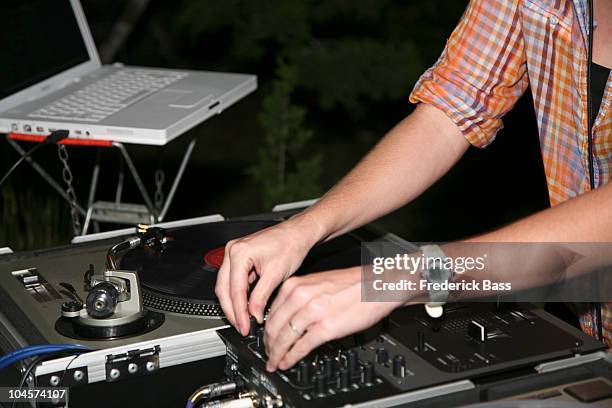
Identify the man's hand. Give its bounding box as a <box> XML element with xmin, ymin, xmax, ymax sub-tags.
<box><xmin>263</xmin><ymin>267</ymin><xmax>400</xmax><ymax>371</ymax></box>
<box><xmin>215</xmin><ymin>216</ymin><xmax>321</xmax><ymax>336</ymax></box>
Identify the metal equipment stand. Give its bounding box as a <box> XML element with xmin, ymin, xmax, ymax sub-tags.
<box><xmin>4</xmin><ymin>134</ymin><xmax>197</xmax><ymax>235</ymax></box>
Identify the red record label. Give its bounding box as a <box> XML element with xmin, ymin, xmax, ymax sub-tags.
<box><xmin>203</xmin><ymin>246</ymin><xmax>225</xmax><ymax>269</ymax></box>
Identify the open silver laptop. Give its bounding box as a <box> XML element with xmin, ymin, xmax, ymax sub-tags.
<box><xmin>0</xmin><ymin>0</ymin><xmax>256</xmax><ymax>146</ymax></box>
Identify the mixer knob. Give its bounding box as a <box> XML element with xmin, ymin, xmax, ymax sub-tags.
<box><xmin>323</xmin><ymin>355</ymin><xmax>334</xmax><ymax>378</ymax></box>
<box><xmin>361</xmin><ymin>361</ymin><xmax>374</xmax><ymax>386</ymax></box>
<box><xmin>248</xmin><ymin>316</ymin><xmax>259</xmax><ymax>338</ymax></box>
<box><xmin>376</xmin><ymin>347</ymin><xmax>389</xmax><ymax>364</ymax></box>
<box><xmin>345</xmin><ymin>350</ymin><xmax>358</xmax><ymax>375</ymax></box>
<box><xmin>297</xmin><ymin>360</ymin><xmax>310</xmax><ymax>386</ymax></box>
<box><xmin>315</xmin><ymin>371</ymin><xmax>327</xmax><ymax>396</ymax></box>
<box><xmin>338</xmin><ymin>367</ymin><xmax>350</xmax><ymax>391</ymax></box>
<box><xmin>417</xmin><ymin>331</ymin><xmax>426</xmax><ymax>352</ymax></box>
<box><xmin>256</xmin><ymin>327</ymin><xmax>265</xmax><ymax>350</ymax></box>
<box><xmin>393</xmin><ymin>355</ymin><xmax>406</xmax><ymax>378</ymax></box>
<box><xmin>353</xmin><ymin>333</ymin><xmax>366</xmax><ymax>348</ymax></box>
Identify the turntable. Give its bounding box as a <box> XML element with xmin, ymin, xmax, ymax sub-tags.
<box><xmin>0</xmin><ymin>205</ymin><xmax>396</xmax><ymax>397</ymax></box>
<box><xmin>49</xmin><ymin>217</ymin><xmax>367</xmax><ymax>342</ymax></box>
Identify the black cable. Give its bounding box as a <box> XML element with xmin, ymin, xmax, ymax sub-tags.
<box><xmin>11</xmin><ymin>349</ymin><xmax>88</xmax><ymax>408</ymax></box>
<box><xmin>0</xmin><ymin>130</ymin><xmax>69</xmax><ymax>188</ymax></box>
<box><xmin>0</xmin><ymin>143</ymin><xmax>45</xmax><ymax>187</ymax></box>
<box><xmin>11</xmin><ymin>355</ymin><xmax>46</xmax><ymax>408</ymax></box>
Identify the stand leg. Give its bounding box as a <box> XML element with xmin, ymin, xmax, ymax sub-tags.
<box><xmin>112</xmin><ymin>142</ymin><xmax>157</xmax><ymax>222</ymax></box>
<box><xmin>115</xmin><ymin>153</ymin><xmax>125</xmax><ymax>204</ymax></box>
<box><xmin>82</xmin><ymin>152</ymin><xmax>101</xmax><ymax>235</ymax></box>
<box><xmin>158</xmin><ymin>138</ymin><xmax>197</xmax><ymax>222</ymax></box>
<box><xmin>6</xmin><ymin>138</ymin><xmax>87</xmax><ymax>217</ymax></box>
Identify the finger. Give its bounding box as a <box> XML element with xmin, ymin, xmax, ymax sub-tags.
<box><xmin>248</xmin><ymin>270</ymin><xmax>258</xmax><ymax>285</ymax></box>
<box><xmin>229</xmin><ymin>247</ymin><xmax>253</xmax><ymax>336</ymax></box>
<box><xmin>216</xmin><ymin>244</ymin><xmax>236</xmax><ymax>327</ymax></box>
<box><xmin>266</xmin><ymin>297</ymin><xmax>325</xmax><ymax>371</ymax></box>
<box><xmin>278</xmin><ymin>326</ymin><xmax>328</xmax><ymax>370</ymax></box>
<box><xmin>264</xmin><ymin>283</ymin><xmax>311</xmax><ymax>355</ymax></box>
<box><xmin>265</xmin><ymin>316</ymin><xmax>306</xmax><ymax>372</ymax></box>
<box><xmin>267</xmin><ymin>276</ymin><xmax>300</xmax><ymax>317</ymax></box>
<box><xmin>248</xmin><ymin>267</ymin><xmax>286</xmax><ymax>323</ymax></box>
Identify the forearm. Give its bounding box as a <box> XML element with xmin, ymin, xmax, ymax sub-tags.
<box><xmin>361</xmin><ymin>185</ymin><xmax>612</xmax><ymax>307</ymax></box>
<box><xmin>414</xmin><ymin>185</ymin><xmax>612</xmax><ymax>303</ymax></box>
<box><xmin>292</xmin><ymin>103</ymin><xmax>468</xmax><ymax>245</ymax></box>
<box><xmin>469</xmin><ymin>182</ymin><xmax>612</xmax><ymax>243</ymax></box>
<box><xmin>454</xmin><ymin>183</ymin><xmax>612</xmax><ymax>297</ymax></box>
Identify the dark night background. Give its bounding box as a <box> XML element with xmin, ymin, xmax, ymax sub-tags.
<box><xmin>0</xmin><ymin>0</ymin><xmax>550</xmax><ymax>250</ymax></box>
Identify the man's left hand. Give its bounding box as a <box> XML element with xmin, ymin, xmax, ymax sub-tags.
<box><xmin>263</xmin><ymin>267</ymin><xmax>399</xmax><ymax>371</ymax></box>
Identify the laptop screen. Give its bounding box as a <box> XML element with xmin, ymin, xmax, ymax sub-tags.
<box><xmin>0</xmin><ymin>1</ymin><xmax>90</xmax><ymax>101</ymax></box>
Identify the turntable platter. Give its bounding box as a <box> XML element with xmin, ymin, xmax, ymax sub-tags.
<box><xmin>119</xmin><ymin>220</ymin><xmax>362</xmax><ymax>318</ymax></box>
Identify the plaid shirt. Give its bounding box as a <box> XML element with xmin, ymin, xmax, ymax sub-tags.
<box><xmin>409</xmin><ymin>0</ymin><xmax>611</xmax><ymax>344</ymax></box>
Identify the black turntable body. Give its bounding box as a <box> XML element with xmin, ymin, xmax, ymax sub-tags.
<box><xmin>0</xmin><ymin>207</ymin><xmax>610</xmax><ymax>408</ymax></box>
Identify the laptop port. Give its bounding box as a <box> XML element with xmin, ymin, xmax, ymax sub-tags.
<box><xmin>36</xmin><ymin>126</ymin><xmax>44</xmax><ymax>133</ymax></box>
<box><xmin>74</xmin><ymin>130</ymin><xmax>82</xmax><ymax>135</ymax></box>
<box><xmin>23</xmin><ymin>124</ymin><xmax>32</xmax><ymax>132</ymax></box>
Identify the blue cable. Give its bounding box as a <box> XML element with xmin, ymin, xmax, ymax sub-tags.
<box><xmin>1</xmin><ymin>344</ymin><xmax>89</xmax><ymax>360</ymax></box>
<box><xmin>1</xmin><ymin>344</ymin><xmax>89</xmax><ymax>362</ymax></box>
<box><xmin>0</xmin><ymin>344</ymin><xmax>90</xmax><ymax>370</ymax></box>
<box><xmin>2</xmin><ymin>344</ymin><xmax>87</xmax><ymax>354</ymax></box>
<box><xmin>0</xmin><ymin>346</ymin><xmax>82</xmax><ymax>370</ymax></box>
<box><xmin>0</xmin><ymin>345</ymin><xmax>90</xmax><ymax>370</ymax></box>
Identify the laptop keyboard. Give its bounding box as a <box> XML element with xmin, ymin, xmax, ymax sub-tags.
<box><xmin>28</xmin><ymin>69</ymin><xmax>188</xmax><ymax>123</ymax></box>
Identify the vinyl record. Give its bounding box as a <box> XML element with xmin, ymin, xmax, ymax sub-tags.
<box><xmin>119</xmin><ymin>219</ymin><xmax>363</xmax><ymax>317</ymax></box>
<box><xmin>120</xmin><ymin>220</ymin><xmax>277</xmax><ymax>302</ymax></box>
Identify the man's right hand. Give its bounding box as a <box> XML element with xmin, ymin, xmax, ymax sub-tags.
<box><xmin>215</xmin><ymin>215</ymin><xmax>321</xmax><ymax>336</ymax></box>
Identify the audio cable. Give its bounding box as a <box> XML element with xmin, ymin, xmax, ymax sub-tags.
<box><xmin>11</xmin><ymin>350</ymin><xmax>82</xmax><ymax>408</ymax></box>
<box><xmin>0</xmin><ymin>343</ymin><xmax>90</xmax><ymax>370</ymax></box>
<box><xmin>0</xmin><ymin>130</ymin><xmax>69</xmax><ymax>187</ymax></box>
<box><xmin>186</xmin><ymin>379</ymin><xmax>244</xmax><ymax>408</ymax></box>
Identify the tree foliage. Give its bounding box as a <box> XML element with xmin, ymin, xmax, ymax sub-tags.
<box><xmin>249</xmin><ymin>60</ymin><xmax>323</xmax><ymax>209</ymax></box>
<box><xmin>165</xmin><ymin>0</ymin><xmax>470</xmax><ymax>206</ymax></box>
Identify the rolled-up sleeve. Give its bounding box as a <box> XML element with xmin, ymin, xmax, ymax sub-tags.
<box><xmin>409</xmin><ymin>0</ymin><xmax>529</xmax><ymax>148</ymax></box>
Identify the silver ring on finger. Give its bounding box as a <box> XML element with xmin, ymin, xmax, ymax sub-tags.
<box><xmin>288</xmin><ymin>320</ymin><xmax>304</xmax><ymax>336</ymax></box>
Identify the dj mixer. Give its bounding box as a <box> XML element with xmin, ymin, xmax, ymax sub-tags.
<box><xmin>216</xmin><ymin>304</ymin><xmax>608</xmax><ymax>407</ymax></box>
